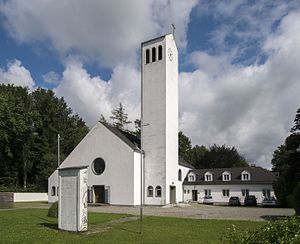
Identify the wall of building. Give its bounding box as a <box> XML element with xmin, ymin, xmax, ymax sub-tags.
<box><xmin>49</xmin><ymin>123</ymin><xmax>137</xmax><ymax>206</ymax></box>
<box><xmin>142</xmin><ymin>36</ymin><xmax>167</xmax><ymax>205</ymax></box>
<box><xmin>48</xmin><ymin>170</ymin><xmax>58</xmax><ymax>203</ymax></box>
<box><xmin>14</xmin><ymin>193</ymin><xmax>48</xmax><ymax>202</ymax></box>
<box><xmin>165</xmin><ymin>34</ymin><xmax>180</xmax><ymax>205</ymax></box>
<box><xmin>177</xmin><ymin>165</ymin><xmax>191</xmax><ymax>202</ymax></box>
<box><xmin>183</xmin><ymin>184</ymin><xmax>275</xmax><ymax>204</ymax></box>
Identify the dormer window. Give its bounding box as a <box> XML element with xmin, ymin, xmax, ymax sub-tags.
<box><xmin>188</xmin><ymin>173</ymin><xmax>195</xmax><ymax>182</ymax></box>
<box><xmin>222</xmin><ymin>171</ymin><xmax>231</xmax><ymax>181</ymax></box>
<box><xmin>241</xmin><ymin>170</ymin><xmax>250</xmax><ymax>181</ymax></box>
<box><xmin>204</xmin><ymin>172</ymin><xmax>213</xmax><ymax>182</ymax></box>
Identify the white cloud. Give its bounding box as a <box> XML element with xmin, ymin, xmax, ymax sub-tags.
<box><xmin>179</xmin><ymin>10</ymin><xmax>300</xmax><ymax>168</ymax></box>
<box><xmin>42</xmin><ymin>71</ymin><xmax>61</xmax><ymax>85</ymax></box>
<box><xmin>54</xmin><ymin>58</ymin><xmax>140</xmax><ymax>129</ymax></box>
<box><xmin>1</xmin><ymin>0</ymin><xmax>197</xmax><ymax>68</ymax></box>
<box><xmin>0</xmin><ymin>59</ymin><xmax>35</xmax><ymax>89</ymax></box>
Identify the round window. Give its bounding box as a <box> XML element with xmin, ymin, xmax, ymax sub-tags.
<box><xmin>92</xmin><ymin>158</ymin><xmax>105</xmax><ymax>175</ymax></box>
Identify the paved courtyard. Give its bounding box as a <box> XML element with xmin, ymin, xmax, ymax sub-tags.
<box><xmin>89</xmin><ymin>203</ymin><xmax>295</xmax><ymax>221</ymax></box>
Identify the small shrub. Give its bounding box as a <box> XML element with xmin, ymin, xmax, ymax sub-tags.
<box><xmin>286</xmin><ymin>194</ymin><xmax>295</xmax><ymax>208</ymax></box>
<box><xmin>222</xmin><ymin>216</ymin><xmax>300</xmax><ymax>244</ymax></box>
<box><xmin>293</xmin><ymin>182</ymin><xmax>300</xmax><ymax>215</ymax></box>
<box><xmin>47</xmin><ymin>201</ymin><xmax>58</xmax><ymax>218</ymax></box>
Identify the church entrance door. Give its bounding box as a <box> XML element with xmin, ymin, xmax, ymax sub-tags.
<box><xmin>170</xmin><ymin>186</ymin><xmax>176</xmax><ymax>204</ymax></box>
<box><xmin>94</xmin><ymin>185</ymin><xmax>105</xmax><ymax>203</ymax></box>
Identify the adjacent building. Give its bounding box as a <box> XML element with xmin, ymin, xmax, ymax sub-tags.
<box><xmin>183</xmin><ymin>166</ymin><xmax>278</xmax><ymax>204</ymax></box>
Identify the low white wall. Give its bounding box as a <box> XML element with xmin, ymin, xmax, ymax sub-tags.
<box><xmin>14</xmin><ymin>193</ymin><xmax>48</xmax><ymax>202</ymax></box>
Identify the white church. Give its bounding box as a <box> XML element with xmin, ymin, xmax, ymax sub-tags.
<box><xmin>48</xmin><ymin>34</ymin><xmax>193</xmax><ymax>206</ymax></box>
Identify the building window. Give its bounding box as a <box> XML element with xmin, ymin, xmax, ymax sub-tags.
<box><xmin>222</xmin><ymin>189</ymin><xmax>230</xmax><ymax>197</ymax></box>
<box><xmin>145</xmin><ymin>49</ymin><xmax>150</xmax><ymax>64</ymax></box>
<box><xmin>241</xmin><ymin>170</ymin><xmax>250</xmax><ymax>181</ymax></box>
<box><xmin>178</xmin><ymin>169</ymin><xmax>182</xmax><ymax>181</ymax></box>
<box><xmin>222</xmin><ymin>171</ymin><xmax>231</xmax><ymax>181</ymax></box>
<box><xmin>204</xmin><ymin>172</ymin><xmax>213</xmax><ymax>181</ymax></box>
<box><xmin>152</xmin><ymin>47</ymin><xmax>156</xmax><ymax>62</ymax></box>
<box><xmin>147</xmin><ymin>186</ymin><xmax>153</xmax><ymax>197</ymax></box>
<box><xmin>242</xmin><ymin>189</ymin><xmax>249</xmax><ymax>197</ymax></box>
<box><xmin>188</xmin><ymin>174</ymin><xmax>195</xmax><ymax>182</ymax></box>
<box><xmin>92</xmin><ymin>157</ymin><xmax>106</xmax><ymax>175</ymax></box>
<box><xmin>184</xmin><ymin>189</ymin><xmax>187</xmax><ymax>194</ymax></box>
<box><xmin>51</xmin><ymin>186</ymin><xmax>56</xmax><ymax>196</ymax></box>
<box><xmin>155</xmin><ymin>186</ymin><xmax>162</xmax><ymax>197</ymax></box>
<box><xmin>262</xmin><ymin>189</ymin><xmax>271</xmax><ymax>197</ymax></box>
<box><xmin>187</xmin><ymin>190</ymin><xmax>190</xmax><ymax>194</ymax></box>
<box><xmin>57</xmin><ymin>187</ymin><xmax>59</xmax><ymax>196</ymax></box>
<box><xmin>158</xmin><ymin>45</ymin><xmax>163</xmax><ymax>60</ymax></box>
<box><xmin>204</xmin><ymin>189</ymin><xmax>211</xmax><ymax>197</ymax></box>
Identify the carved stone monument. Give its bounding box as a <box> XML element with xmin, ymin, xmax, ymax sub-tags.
<box><xmin>58</xmin><ymin>166</ymin><xmax>88</xmax><ymax>232</ymax></box>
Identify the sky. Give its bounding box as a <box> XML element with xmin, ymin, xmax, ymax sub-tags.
<box><xmin>1</xmin><ymin>0</ymin><xmax>300</xmax><ymax>169</ymax></box>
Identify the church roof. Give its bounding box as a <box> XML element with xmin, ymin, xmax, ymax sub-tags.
<box><xmin>101</xmin><ymin>122</ymin><xmax>141</xmax><ymax>152</ymax></box>
<box><xmin>179</xmin><ymin>158</ymin><xmax>194</xmax><ymax>169</ymax></box>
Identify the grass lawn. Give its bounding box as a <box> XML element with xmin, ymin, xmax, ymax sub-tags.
<box><xmin>0</xmin><ymin>208</ymin><xmax>265</xmax><ymax>244</ymax></box>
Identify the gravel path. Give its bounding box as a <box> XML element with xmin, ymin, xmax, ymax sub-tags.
<box><xmin>89</xmin><ymin>203</ymin><xmax>295</xmax><ymax>221</ymax></box>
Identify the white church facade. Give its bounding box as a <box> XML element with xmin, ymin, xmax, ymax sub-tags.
<box><xmin>48</xmin><ymin>34</ymin><xmax>192</xmax><ymax>206</ymax></box>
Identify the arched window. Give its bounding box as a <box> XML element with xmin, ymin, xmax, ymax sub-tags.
<box><xmin>178</xmin><ymin>169</ymin><xmax>182</xmax><ymax>181</ymax></box>
<box><xmin>147</xmin><ymin>186</ymin><xmax>153</xmax><ymax>197</ymax></box>
<box><xmin>158</xmin><ymin>45</ymin><xmax>163</xmax><ymax>60</ymax></box>
<box><xmin>145</xmin><ymin>49</ymin><xmax>150</xmax><ymax>64</ymax></box>
<box><xmin>152</xmin><ymin>47</ymin><xmax>156</xmax><ymax>62</ymax></box>
<box><xmin>51</xmin><ymin>186</ymin><xmax>56</xmax><ymax>196</ymax></box>
<box><xmin>155</xmin><ymin>186</ymin><xmax>162</xmax><ymax>197</ymax></box>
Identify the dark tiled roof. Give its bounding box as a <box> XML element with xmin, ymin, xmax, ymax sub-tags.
<box><xmin>101</xmin><ymin>122</ymin><xmax>141</xmax><ymax>152</ymax></box>
<box><xmin>183</xmin><ymin>166</ymin><xmax>278</xmax><ymax>185</ymax></box>
<box><xmin>179</xmin><ymin>158</ymin><xmax>195</xmax><ymax>169</ymax></box>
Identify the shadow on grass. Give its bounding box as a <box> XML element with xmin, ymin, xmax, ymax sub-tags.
<box><xmin>40</xmin><ymin>223</ymin><xmax>58</xmax><ymax>230</ymax></box>
<box><xmin>260</xmin><ymin>215</ymin><xmax>290</xmax><ymax>221</ymax></box>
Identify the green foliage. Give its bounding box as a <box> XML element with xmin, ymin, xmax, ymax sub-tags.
<box><xmin>47</xmin><ymin>201</ymin><xmax>58</xmax><ymax>218</ymax></box>
<box><xmin>223</xmin><ymin>217</ymin><xmax>300</xmax><ymax>244</ymax></box>
<box><xmin>0</xmin><ymin>84</ymin><xmax>89</xmax><ymax>191</ymax></box>
<box><xmin>293</xmin><ymin>182</ymin><xmax>300</xmax><ymax>215</ymax></box>
<box><xmin>272</xmin><ymin>108</ymin><xmax>300</xmax><ymax>207</ymax></box>
<box><xmin>110</xmin><ymin>103</ymin><xmax>132</xmax><ymax>131</ymax></box>
<box><xmin>178</xmin><ymin>131</ymin><xmax>192</xmax><ymax>161</ymax></box>
<box><xmin>188</xmin><ymin>144</ymin><xmax>248</xmax><ymax>169</ymax></box>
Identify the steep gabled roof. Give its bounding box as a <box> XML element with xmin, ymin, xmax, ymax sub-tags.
<box><xmin>179</xmin><ymin>158</ymin><xmax>195</xmax><ymax>169</ymax></box>
<box><xmin>101</xmin><ymin>122</ymin><xmax>141</xmax><ymax>152</ymax></box>
<box><xmin>183</xmin><ymin>166</ymin><xmax>278</xmax><ymax>185</ymax></box>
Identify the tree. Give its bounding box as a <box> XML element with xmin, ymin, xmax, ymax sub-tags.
<box><xmin>178</xmin><ymin>131</ymin><xmax>192</xmax><ymax>161</ymax></box>
<box><xmin>200</xmin><ymin>144</ymin><xmax>248</xmax><ymax>168</ymax></box>
<box><xmin>133</xmin><ymin>119</ymin><xmax>141</xmax><ymax>137</ymax></box>
<box><xmin>188</xmin><ymin>145</ymin><xmax>208</xmax><ymax>168</ymax></box>
<box><xmin>272</xmin><ymin>108</ymin><xmax>300</xmax><ymax>206</ymax></box>
<box><xmin>0</xmin><ymin>85</ymin><xmax>89</xmax><ymax>191</ymax></box>
<box><xmin>109</xmin><ymin>103</ymin><xmax>132</xmax><ymax>131</ymax></box>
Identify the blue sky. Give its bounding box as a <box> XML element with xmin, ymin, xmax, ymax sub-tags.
<box><xmin>1</xmin><ymin>0</ymin><xmax>300</xmax><ymax>168</ymax></box>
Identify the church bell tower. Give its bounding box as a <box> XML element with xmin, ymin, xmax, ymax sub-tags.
<box><xmin>141</xmin><ymin>34</ymin><xmax>179</xmax><ymax>205</ymax></box>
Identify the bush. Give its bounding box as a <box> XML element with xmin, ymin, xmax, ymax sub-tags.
<box><xmin>293</xmin><ymin>182</ymin><xmax>300</xmax><ymax>215</ymax></box>
<box><xmin>222</xmin><ymin>216</ymin><xmax>300</xmax><ymax>244</ymax></box>
<box><xmin>286</xmin><ymin>194</ymin><xmax>295</xmax><ymax>208</ymax></box>
<box><xmin>47</xmin><ymin>201</ymin><xmax>58</xmax><ymax>218</ymax></box>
